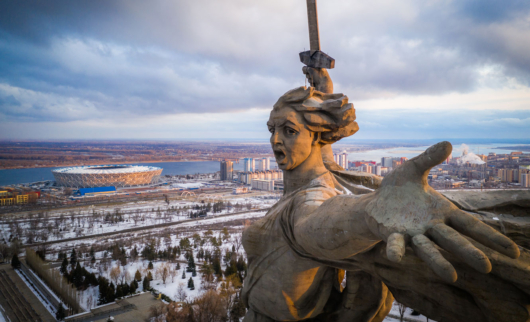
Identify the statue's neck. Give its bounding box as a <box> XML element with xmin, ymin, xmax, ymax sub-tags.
<box><xmin>283</xmin><ymin>146</ymin><xmax>328</xmax><ymax>194</ymax></box>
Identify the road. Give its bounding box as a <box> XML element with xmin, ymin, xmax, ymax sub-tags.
<box><xmin>25</xmin><ymin>207</ymin><xmax>270</xmax><ymax>247</ymax></box>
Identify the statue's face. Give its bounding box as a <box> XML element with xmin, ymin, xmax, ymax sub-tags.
<box><xmin>267</xmin><ymin>107</ymin><xmax>315</xmax><ymax>171</ymax></box>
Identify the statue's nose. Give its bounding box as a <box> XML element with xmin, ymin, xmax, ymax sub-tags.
<box><xmin>271</xmin><ymin>131</ymin><xmax>281</xmax><ymax>145</ymax></box>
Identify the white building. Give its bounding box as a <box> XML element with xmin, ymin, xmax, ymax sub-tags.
<box><xmin>334</xmin><ymin>153</ymin><xmax>348</xmax><ymax>169</ymax></box>
<box><xmin>361</xmin><ymin>164</ymin><xmax>373</xmax><ymax>174</ymax></box>
<box><xmin>256</xmin><ymin>158</ymin><xmax>270</xmax><ymax>171</ymax></box>
<box><xmin>522</xmin><ymin>174</ymin><xmax>530</xmax><ymax>188</ymax></box>
<box><xmin>251</xmin><ymin>179</ymin><xmax>277</xmax><ymax>191</ymax></box>
<box><xmin>243</xmin><ymin>158</ymin><xmax>255</xmax><ymax>172</ymax></box>
<box><xmin>239</xmin><ymin>170</ymin><xmax>283</xmax><ymax>185</ymax></box>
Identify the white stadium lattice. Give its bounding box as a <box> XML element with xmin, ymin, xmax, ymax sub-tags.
<box><xmin>52</xmin><ymin>165</ymin><xmax>163</xmax><ymax>188</ymax></box>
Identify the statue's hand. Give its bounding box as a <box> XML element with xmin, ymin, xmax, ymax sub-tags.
<box><xmin>365</xmin><ymin>141</ymin><xmax>520</xmax><ymax>283</ymax></box>
<box><xmin>302</xmin><ymin>66</ymin><xmax>333</xmax><ymax>94</ymax></box>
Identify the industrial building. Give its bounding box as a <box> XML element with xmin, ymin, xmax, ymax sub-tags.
<box><xmin>52</xmin><ymin>165</ymin><xmax>162</xmax><ymax>188</ymax></box>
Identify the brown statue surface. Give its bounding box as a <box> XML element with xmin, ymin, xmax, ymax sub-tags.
<box><xmin>241</xmin><ymin>69</ymin><xmax>530</xmax><ymax>322</ymax></box>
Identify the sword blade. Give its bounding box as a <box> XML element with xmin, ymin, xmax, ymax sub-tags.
<box><xmin>306</xmin><ymin>0</ymin><xmax>321</xmax><ymax>53</ymax></box>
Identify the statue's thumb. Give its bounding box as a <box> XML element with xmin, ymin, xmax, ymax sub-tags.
<box><xmin>412</xmin><ymin>141</ymin><xmax>452</xmax><ymax>176</ymax></box>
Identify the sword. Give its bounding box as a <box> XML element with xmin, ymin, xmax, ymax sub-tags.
<box><xmin>299</xmin><ymin>0</ymin><xmax>335</xmax><ymax>69</ymax></box>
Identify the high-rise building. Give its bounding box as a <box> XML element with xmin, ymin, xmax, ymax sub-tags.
<box><xmin>255</xmin><ymin>158</ymin><xmax>270</xmax><ymax>171</ymax></box>
<box><xmin>498</xmin><ymin>169</ymin><xmax>516</xmax><ymax>183</ymax></box>
<box><xmin>521</xmin><ymin>174</ymin><xmax>530</xmax><ymax>188</ymax></box>
<box><xmin>361</xmin><ymin>164</ymin><xmax>372</xmax><ymax>174</ymax></box>
<box><xmin>339</xmin><ymin>153</ymin><xmax>348</xmax><ymax>169</ymax></box>
<box><xmin>220</xmin><ymin>160</ymin><xmax>233</xmax><ymax>181</ymax></box>
<box><xmin>498</xmin><ymin>169</ymin><xmax>506</xmax><ymax>182</ymax></box>
<box><xmin>382</xmin><ymin>157</ymin><xmax>393</xmax><ymax>168</ymax></box>
<box><xmin>373</xmin><ymin>165</ymin><xmax>382</xmax><ymax>176</ymax></box>
<box><xmin>243</xmin><ymin>158</ymin><xmax>255</xmax><ymax>172</ymax></box>
<box><xmin>262</xmin><ymin>158</ymin><xmax>270</xmax><ymax>171</ymax></box>
<box><xmin>333</xmin><ymin>153</ymin><xmax>348</xmax><ymax>169</ymax></box>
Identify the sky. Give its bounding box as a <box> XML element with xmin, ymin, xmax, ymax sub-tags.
<box><xmin>0</xmin><ymin>0</ymin><xmax>529</xmax><ymax>141</ymax></box>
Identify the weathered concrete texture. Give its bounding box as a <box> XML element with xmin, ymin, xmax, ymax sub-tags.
<box><xmin>244</xmin><ymin>64</ymin><xmax>530</xmax><ymax>322</ymax></box>
<box><xmin>332</xmin><ymin>169</ymin><xmax>383</xmax><ymax>190</ymax></box>
<box><xmin>442</xmin><ymin>190</ymin><xmax>530</xmax><ymax>250</ymax></box>
<box><xmin>442</xmin><ymin>190</ymin><xmax>530</xmax><ymax>214</ymax></box>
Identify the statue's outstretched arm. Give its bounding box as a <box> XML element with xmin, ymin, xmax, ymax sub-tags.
<box><xmin>294</xmin><ymin>142</ymin><xmax>520</xmax><ymax>283</ymax></box>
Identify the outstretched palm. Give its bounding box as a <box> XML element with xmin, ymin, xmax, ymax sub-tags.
<box><xmin>365</xmin><ymin>141</ymin><xmax>520</xmax><ymax>282</ymax></box>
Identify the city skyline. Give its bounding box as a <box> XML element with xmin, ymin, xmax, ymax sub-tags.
<box><xmin>1</xmin><ymin>1</ymin><xmax>530</xmax><ymax>140</ymax></box>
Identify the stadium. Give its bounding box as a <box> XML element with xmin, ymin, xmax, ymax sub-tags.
<box><xmin>52</xmin><ymin>165</ymin><xmax>163</xmax><ymax>188</ymax></box>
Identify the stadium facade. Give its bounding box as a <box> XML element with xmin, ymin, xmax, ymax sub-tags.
<box><xmin>52</xmin><ymin>165</ymin><xmax>163</xmax><ymax>188</ymax></box>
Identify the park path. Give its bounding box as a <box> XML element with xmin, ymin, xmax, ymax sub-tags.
<box><xmin>27</xmin><ymin>208</ymin><xmax>269</xmax><ymax>247</ymax></box>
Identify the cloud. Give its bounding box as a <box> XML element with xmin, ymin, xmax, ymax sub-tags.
<box><xmin>0</xmin><ymin>0</ymin><xmax>529</xmax><ymax>138</ymax></box>
<box><xmin>1</xmin><ymin>107</ymin><xmax>528</xmax><ymax>141</ymax></box>
<box><xmin>349</xmin><ymin>109</ymin><xmax>530</xmax><ymax>140</ymax></box>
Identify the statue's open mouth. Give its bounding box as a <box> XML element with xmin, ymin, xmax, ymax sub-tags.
<box><xmin>274</xmin><ymin>150</ymin><xmax>286</xmax><ymax>163</ymax></box>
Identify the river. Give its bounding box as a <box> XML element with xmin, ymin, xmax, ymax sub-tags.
<box><xmin>1</xmin><ymin>143</ymin><xmax>528</xmax><ymax>186</ymax></box>
<box><xmin>0</xmin><ymin>161</ymin><xmax>245</xmax><ymax>186</ymax></box>
<box><xmin>347</xmin><ymin>143</ymin><xmax>530</xmax><ymax>163</ymax></box>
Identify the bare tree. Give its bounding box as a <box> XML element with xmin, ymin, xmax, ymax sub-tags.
<box><xmin>156</xmin><ymin>263</ymin><xmax>170</xmax><ymax>284</ymax></box>
<box><xmin>398</xmin><ymin>302</ymin><xmax>406</xmax><ymax>322</ymax></box>
<box><xmin>147</xmin><ymin>304</ymin><xmax>167</xmax><ymax>322</ymax></box>
<box><xmin>131</xmin><ymin>209</ymin><xmax>142</xmax><ymax>226</ymax></box>
<box><xmin>119</xmin><ymin>270</ymin><xmax>131</xmax><ymax>285</ymax></box>
<box><xmin>110</xmin><ymin>265</ymin><xmax>121</xmax><ymax>285</ymax></box>
<box><xmin>169</xmin><ymin>267</ymin><xmax>178</xmax><ymax>283</ymax></box>
<box><xmin>232</xmin><ymin>234</ymin><xmax>243</xmax><ymax>253</ymax></box>
<box><xmin>175</xmin><ymin>283</ymin><xmax>187</xmax><ymax>302</ymax></box>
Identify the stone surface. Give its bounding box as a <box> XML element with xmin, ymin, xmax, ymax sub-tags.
<box><xmin>442</xmin><ymin>190</ymin><xmax>530</xmax><ymax>213</ymax></box>
<box><xmin>242</xmin><ymin>81</ymin><xmax>530</xmax><ymax>322</ymax></box>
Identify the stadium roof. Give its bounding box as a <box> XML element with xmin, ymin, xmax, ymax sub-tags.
<box><xmin>52</xmin><ymin>165</ymin><xmax>162</xmax><ymax>174</ymax></box>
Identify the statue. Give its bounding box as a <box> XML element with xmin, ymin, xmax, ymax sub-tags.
<box><xmin>240</xmin><ymin>2</ymin><xmax>530</xmax><ymax>321</ymax></box>
<box><xmin>241</xmin><ymin>81</ymin><xmax>530</xmax><ymax>322</ymax></box>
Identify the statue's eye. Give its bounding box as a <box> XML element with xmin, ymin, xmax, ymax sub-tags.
<box><xmin>268</xmin><ymin>127</ymin><xmax>274</xmax><ymax>134</ymax></box>
<box><xmin>286</xmin><ymin>127</ymin><xmax>297</xmax><ymax>135</ymax></box>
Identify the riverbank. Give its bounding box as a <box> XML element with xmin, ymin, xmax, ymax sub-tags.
<box><xmin>0</xmin><ymin>158</ymin><xmax>229</xmax><ymax>170</ymax></box>
<box><xmin>0</xmin><ymin>161</ymin><xmax>245</xmax><ymax>186</ymax></box>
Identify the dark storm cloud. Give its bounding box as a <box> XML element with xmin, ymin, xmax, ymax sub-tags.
<box><xmin>0</xmin><ymin>0</ymin><xmax>529</xmax><ymax>126</ymax></box>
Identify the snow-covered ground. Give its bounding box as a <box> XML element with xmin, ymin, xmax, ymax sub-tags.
<box><xmin>384</xmin><ymin>301</ymin><xmax>434</xmax><ymax>321</ymax></box>
<box><xmin>0</xmin><ymin>305</ymin><xmax>7</xmax><ymax>322</ymax></box>
<box><xmin>4</xmin><ymin>190</ymin><xmax>429</xmax><ymax>321</ymax></box>
<box><xmin>0</xmin><ymin>193</ymin><xmax>279</xmax><ymax>245</ymax></box>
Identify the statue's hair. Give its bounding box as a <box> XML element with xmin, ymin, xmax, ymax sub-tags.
<box><xmin>272</xmin><ymin>86</ymin><xmax>359</xmax><ymax>144</ymax></box>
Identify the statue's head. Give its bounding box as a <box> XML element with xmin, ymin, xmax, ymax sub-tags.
<box><xmin>267</xmin><ymin>86</ymin><xmax>358</xmax><ymax>170</ymax></box>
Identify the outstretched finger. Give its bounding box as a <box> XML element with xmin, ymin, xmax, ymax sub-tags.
<box><xmin>449</xmin><ymin>210</ymin><xmax>520</xmax><ymax>259</ymax></box>
<box><xmin>411</xmin><ymin>141</ymin><xmax>452</xmax><ymax>174</ymax></box>
<box><xmin>412</xmin><ymin>234</ymin><xmax>457</xmax><ymax>283</ymax></box>
<box><xmin>429</xmin><ymin>223</ymin><xmax>492</xmax><ymax>274</ymax></box>
<box><xmin>386</xmin><ymin>233</ymin><xmax>406</xmax><ymax>263</ymax></box>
